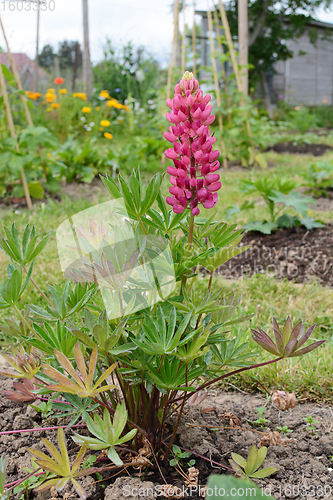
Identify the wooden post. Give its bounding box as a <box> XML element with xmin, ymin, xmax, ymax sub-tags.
<box><xmin>0</xmin><ymin>64</ymin><xmax>32</xmax><ymax>209</ymax></box>
<box><xmin>218</xmin><ymin>0</ymin><xmax>255</xmax><ymax>163</ymax></box>
<box><xmin>167</xmin><ymin>0</ymin><xmax>180</xmax><ymax>99</ymax></box>
<box><xmin>34</xmin><ymin>0</ymin><xmax>40</xmax><ymax>92</ymax></box>
<box><xmin>0</xmin><ymin>14</ymin><xmax>33</xmax><ymax>127</ymax></box>
<box><xmin>238</xmin><ymin>0</ymin><xmax>248</xmax><ymax>95</ymax></box>
<box><xmin>72</xmin><ymin>42</ymin><xmax>79</xmax><ymax>92</ymax></box>
<box><xmin>181</xmin><ymin>2</ymin><xmax>186</xmax><ymax>74</ymax></box>
<box><xmin>82</xmin><ymin>0</ymin><xmax>92</xmax><ymax>99</ymax></box>
<box><xmin>207</xmin><ymin>0</ymin><xmax>227</xmax><ymax>169</ymax></box>
<box><xmin>192</xmin><ymin>0</ymin><xmax>197</xmax><ymax>75</ymax></box>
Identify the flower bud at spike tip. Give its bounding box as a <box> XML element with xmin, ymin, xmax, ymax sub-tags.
<box><xmin>164</xmin><ymin>73</ymin><xmax>221</xmax><ymax>215</ymax></box>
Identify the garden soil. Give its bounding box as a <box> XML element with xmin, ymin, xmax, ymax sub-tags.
<box><xmin>269</xmin><ymin>143</ymin><xmax>333</xmax><ymax>156</ymax></box>
<box><xmin>216</xmin><ymin>225</ymin><xmax>333</xmax><ymax>287</ymax></box>
<box><xmin>1</xmin><ymin>372</ymin><xmax>333</xmax><ymax>500</ymax></box>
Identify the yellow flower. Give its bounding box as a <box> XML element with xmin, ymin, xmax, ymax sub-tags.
<box><xmin>59</xmin><ymin>89</ymin><xmax>68</xmax><ymax>94</ymax></box>
<box><xmin>96</xmin><ymin>106</ymin><xmax>101</xmax><ymax>111</ymax></box>
<box><xmin>46</xmin><ymin>107</ymin><xmax>52</xmax><ymax>112</ymax></box>
<box><xmin>118</xmin><ymin>118</ymin><xmax>124</xmax><ymax>124</ymax></box>
<box><xmin>100</xmin><ymin>90</ymin><xmax>110</xmax><ymax>99</ymax></box>
<box><xmin>99</xmin><ymin>127</ymin><xmax>104</xmax><ymax>131</ymax></box>
<box><xmin>104</xmin><ymin>132</ymin><xmax>113</xmax><ymax>140</ymax></box>
<box><xmin>42</xmin><ymin>101</ymin><xmax>46</xmax><ymax>105</ymax></box>
<box><xmin>122</xmin><ymin>105</ymin><xmax>130</xmax><ymax>112</ymax></box>
<box><xmin>25</xmin><ymin>91</ymin><xmax>41</xmax><ymax>100</ymax></box>
<box><xmin>51</xmin><ymin>103</ymin><xmax>60</xmax><ymax>109</ymax></box>
<box><xmin>45</xmin><ymin>92</ymin><xmax>56</xmax><ymax>102</ymax></box>
<box><xmin>47</xmin><ymin>88</ymin><xmax>56</xmax><ymax>93</ymax></box>
<box><xmin>82</xmin><ymin>107</ymin><xmax>92</xmax><ymax>113</ymax></box>
<box><xmin>73</xmin><ymin>92</ymin><xmax>87</xmax><ymax>101</ymax></box>
<box><xmin>100</xmin><ymin>120</ymin><xmax>110</xmax><ymax>127</ymax></box>
<box><xmin>47</xmin><ymin>153</ymin><xmax>52</xmax><ymax>157</ymax></box>
<box><xmin>308</xmin><ymin>211</ymin><xmax>312</xmax><ymax>215</ymax></box>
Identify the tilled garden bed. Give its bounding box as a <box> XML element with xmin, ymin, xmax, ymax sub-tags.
<box><xmin>1</xmin><ymin>373</ymin><xmax>333</xmax><ymax>500</ymax></box>
<box><xmin>217</xmin><ymin>225</ymin><xmax>333</xmax><ymax>287</ymax></box>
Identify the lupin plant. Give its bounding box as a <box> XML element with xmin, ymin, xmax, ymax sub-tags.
<box><xmin>0</xmin><ymin>73</ymin><xmax>325</xmax><ymax>499</ymax></box>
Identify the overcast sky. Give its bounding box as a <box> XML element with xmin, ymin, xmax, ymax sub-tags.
<box><xmin>1</xmin><ymin>0</ymin><xmax>333</xmax><ymax>66</ymax></box>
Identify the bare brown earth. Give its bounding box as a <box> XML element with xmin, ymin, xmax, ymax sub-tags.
<box><xmin>1</xmin><ymin>372</ymin><xmax>333</xmax><ymax>500</ymax></box>
<box><xmin>269</xmin><ymin>143</ymin><xmax>333</xmax><ymax>156</ymax></box>
<box><xmin>216</xmin><ymin>225</ymin><xmax>333</xmax><ymax>287</ymax></box>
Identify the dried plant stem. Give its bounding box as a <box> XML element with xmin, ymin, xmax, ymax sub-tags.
<box><xmin>0</xmin><ymin>64</ymin><xmax>32</xmax><ymax>209</ymax></box>
<box><xmin>12</xmin><ymin>304</ymin><xmax>31</xmax><ymax>330</ymax></box>
<box><xmin>23</xmin><ymin>265</ymin><xmax>53</xmax><ymax>307</ymax></box>
<box><xmin>217</xmin><ymin>0</ymin><xmax>256</xmax><ymax>165</ymax></box>
<box><xmin>207</xmin><ymin>0</ymin><xmax>228</xmax><ymax>169</ymax></box>
<box><xmin>0</xmin><ymin>424</ymin><xmax>86</xmax><ymax>436</ymax></box>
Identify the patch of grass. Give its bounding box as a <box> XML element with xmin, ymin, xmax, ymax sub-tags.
<box><xmin>1</xmin><ymin>149</ymin><xmax>333</xmax><ymax>400</ymax></box>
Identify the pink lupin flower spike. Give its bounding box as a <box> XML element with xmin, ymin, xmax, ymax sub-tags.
<box><xmin>164</xmin><ymin>71</ymin><xmax>221</xmax><ymax>216</ymax></box>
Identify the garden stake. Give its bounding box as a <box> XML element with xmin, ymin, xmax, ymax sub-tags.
<box><xmin>192</xmin><ymin>0</ymin><xmax>197</xmax><ymax>74</ymax></box>
<box><xmin>213</xmin><ymin>5</ymin><xmax>229</xmax><ymax>106</ymax></box>
<box><xmin>167</xmin><ymin>0</ymin><xmax>180</xmax><ymax>99</ymax></box>
<box><xmin>217</xmin><ymin>0</ymin><xmax>256</xmax><ymax>166</ymax></box>
<box><xmin>181</xmin><ymin>1</ymin><xmax>186</xmax><ymax>74</ymax></box>
<box><xmin>0</xmin><ymin>14</ymin><xmax>34</xmax><ymax>126</ymax></box>
<box><xmin>0</xmin><ymin>63</ymin><xmax>32</xmax><ymax>209</ymax></box>
<box><xmin>207</xmin><ymin>0</ymin><xmax>228</xmax><ymax>169</ymax></box>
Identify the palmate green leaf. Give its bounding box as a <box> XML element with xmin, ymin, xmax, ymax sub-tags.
<box><xmin>133</xmin><ymin>308</ymin><xmax>192</xmax><ymax>355</ymax></box>
<box><xmin>72</xmin><ymin>404</ymin><xmax>137</xmax><ymax>466</ymax></box>
<box><xmin>0</xmin><ymin>223</ymin><xmax>50</xmax><ymax>265</ymax></box>
<box><xmin>30</xmin><ymin>321</ymin><xmax>77</xmax><ymax>357</ymax></box>
<box><xmin>206</xmin><ymin>475</ymin><xmax>274</xmax><ymax>499</ymax></box>
<box><xmin>27</xmin><ymin>426</ymin><xmax>88</xmax><ymax>499</ymax></box>
<box><xmin>269</xmin><ymin>191</ymin><xmax>315</xmax><ymax>217</ymax></box>
<box><xmin>101</xmin><ymin>169</ymin><xmax>162</xmax><ymax>220</ymax></box>
<box><xmin>146</xmin><ymin>357</ymin><xmax>204</xmax><ymax>392</ymax></box>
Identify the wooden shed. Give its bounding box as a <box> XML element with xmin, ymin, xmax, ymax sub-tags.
<box><xmin>196</xmin><ymin>11</ymin><xmax>333</xmax><ymax>105</ymax></box>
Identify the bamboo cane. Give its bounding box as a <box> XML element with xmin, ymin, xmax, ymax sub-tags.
<box><xmin>213</xmin><ymin>5</ymin><xmax>228</xmax><ymax>96</ymax></box>
<box><xmin>0</xmin><ymin>65</ymin><xmax>32</xmax><ymax>209</ymax></box>
<box><xmin>207</xmin><ymin>0</ymin><xmax>228</xmax><ymax>169</ymax></box>
<box><xmin>217</xmin><ymin>0</ymin><xmax>256</xmax><ymax>165</ymax></box>
<box><xmin>192</xmin><ymin>0</ymin><xmax>197</xmax><ymax>74</ymax></box>
<box><xmin>181</xmin><ymin>2</ymin><xmax>186</xmax><ymax>74</ymax></box>
<box><xmin>167</xmin><ymin>0</ymin><xmax>180</xmax><ymax>99</ymax></box>
<box><xmin>0</xmin><ymin>14</ymin><xmax>34</xmax><ymax>127</ymax></box>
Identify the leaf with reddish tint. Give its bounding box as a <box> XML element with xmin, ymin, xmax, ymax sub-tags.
<box><xmin>252</xmin><ymin>317</ymin><xmax>325</xmax><ymax>359</ymax></box>
<box><xmin>42</xmin><ymin>342</ymin><xmax>117</xmax><ymax>398</ymax></box>
<box><xmin>27</xmin><ymin>426</ymin><xmax>88</xmax><ymax>499</ymax></box>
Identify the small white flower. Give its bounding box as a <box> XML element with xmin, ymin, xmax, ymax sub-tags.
<box><xmin>81</xmin><ymin>117</ymin><xmax>86</xmax><ymax>122</ymax></box>
<box><xmin>89</xmin><ymin>122</ymin><xmax>95</xmax><ymax>127</ymax></box>
<box><xmin>86</xmin><ymin>127</ymin><xmax>92</xmax><ymax>132</ymax></box>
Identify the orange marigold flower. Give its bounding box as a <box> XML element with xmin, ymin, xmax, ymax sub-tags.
<box><xmin>54</xmin><ymin>77</ymin><xmax>64</xmax><ymax>85</ymax></box>
<box><xmin>104</xmin><ymin>132</ymin><xmax>113</xmax><ymax>140</ymax></box>
<box><xmin>51</xmin><ymin>103</ymin><xmax>60</xmax><ymax>109</ymax></box>
<box><xmin>100</xmin><ymin>120</ymin><xmax>110</xmax><ymax>127</ymax></box>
